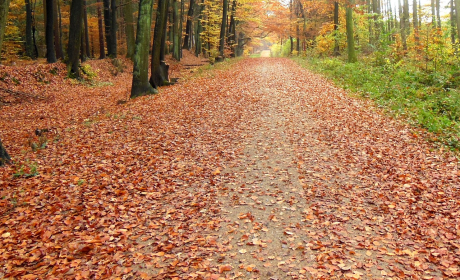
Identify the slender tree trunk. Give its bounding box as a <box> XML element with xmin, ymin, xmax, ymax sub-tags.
<box><xmin>346</xmin><ymin>0</ymin><xmax>357</xmax><ymax>63</ymax></box>
<box><xmin>168</xmin><ymin>1</ymin><xmax>173</xmax><ymax>54</ymax></box>
<box><xmin>413</xmin><ymin>0</ymin><xmax>419</xmax><ymax>45</ymax></box>
<box><xmin>455</xmin><ymin>0</ymin><xmax>460</xmax><ymax>42</ymax></box>
<box><xmin>0</xmin><ymin>138</ymin><xmax>10</xmax><ymax>166</ymax></box>
<box><xmin>182</xmin><ymin>0</ymin><xmax>194</xmax><ymax>49</ymax></box>
<box><xmin>451</xmin><ymin>0</ymin><xmax>456</xmax><ymax>45</ymax></box>
<box><xmin>67</xmin><ymin>0</ymin><xmax>83</xmax><ymax>77</ymax></box>
<box><xmin>228</xmin><ymin>0</ymin><xmax>236</xmax><ymax>57</ymax></box>
<box><xmin>46</xmin><ymin>0</ymin><xmax>57</xmax><ymax>63</ymax></box>
<box><xmin>0</xmin><ymin>0</ymin><xmax>10</xmax><ymax>62</ymax></box>
<box><xmin>431</xmin><ymin>0</ymin><xmax>436</xmax><ymax>27</ymax></box>
<box><xmin>368</xmin><ymin>0</ymin><xmax>373</xmax><ymax>46</ymax></box>
<box><xmin>217</xmin><ymin>0</ymin><xmax>228</xmax><ymax>60</ymax></box>
<box><xmin>131</xmin><ymin>0</ymin><xmax>156</xmax><ymax>97</ymax></box>
<box><xmin>26</xmin><ymin>0</ymin><xmax>36</xmax><ymax>58</ymax></box>
<box><xmin>97</xmin><ymin>0</ymin><xmax>106</xmax><ymax>58</ymax></box>
<box><xmin>83</xmin><ymin>0</ymin><xmax>91</xmax><ymax>58</ymax></box>
<box><xmin>403</xmin><ymin>0</ymin><xmax>409</xmax><ymax>34</ymax></box>
<box><xmin>150</xmin><ymin>0</ymin><xmax>169</xmax><ymax>88</ymax></box>
<box><xmin>103</xmin><ymin>0</ymin><xmax>112</xmax><ymax>55</ymax></box>
<box><xmin>195</xmin><ymin>0</ymin><xmax>203</xmax><ymax>56</ymax></box>
<box><xmin>399</xmin><ymin>0</ymin><xmax>407</xmax><ymax>50</ymax></box>
<box><xmin>53</xmin><ymin>0</ymin><xmax>62</xmax><ymax>59</ymax></box>
<box><xmin>333</xmin><ymin>1</ymin><xmax>340</xmax><ymax>55</ymax></box>
<box><xmin>180</xmin><ymin>0</ymin><xmax>184</xmax><ymax>58</ymax></box>
<box><xmin>172</xmin><ymin>0</ymin><xmax>180</xmax><ymax>59</ymax></box>
<box><xmin>110</xmin><ymin>0</ymin><xmax>117</xmax><ymax>57</ymax></box>
<box><xmin>436</xmin><ymin>0</ymin><xmax>441</xmax><ymax>29</ymax></box>
<box><xmin>124</xmin><ymin>0</ymin><xmax>135</xmax><ymax>59</ymax></box>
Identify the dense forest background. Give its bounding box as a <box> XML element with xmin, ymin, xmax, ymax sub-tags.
<box><xmin>1</xmin><ymin>0</ymin><xmax>460</xmax><ymax>149</ymax></box>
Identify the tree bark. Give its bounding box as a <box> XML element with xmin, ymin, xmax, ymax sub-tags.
<box><xmin>182</xmin><ymin>0</ymin><xmax>195</xmax><ymax>49</ymax></box>
<box><xmin>0</xmin><ymin>138</ymin><xmax>10</xmax><ymax>166</ymax></box>
<box><xmin>399</xmin><ymin>0</ymin><xmax>407</xmax><ymax>50</ymax></box>
<box><xmin>346</xmin><ymin>0</ymin><xmax>357</xmax><ymax>63</ymax></box>
<box><xmin>110</xmin><ymin>0</ymin><xmax>117</xmax><ymax>57</ymax></box>
<box><xmin>83</xmin><ymin>0</ymin><xmax>91</xmax><ymax>58</ymax></box>
<box><xmin>431</xmin><ymin>0</ymin><xmax>436</xmax><ymax>27</ymax></box>
<box><xmin>103</xmin><ymin>0</ymin><xmax>113</xmax><ymax>55</ymax></box>
<box><xmin>413</xmin><ymin>0</ymin><xmax>419</xmax><ymax>45</ymax></box>
<box><xmin>0</xmin><ymin>0</ymin><xmax>10</xmax><ymax>62</ymax></box>
<box><xmin>436</xmin><ymin>0</ymin><xmax>441</xmax><ymax>29</ymax></box>
<box><xmin>451</xmin><ymin>0</ymin><xmax>456</xmax><ymax>45</ymax></box>
<box><xmin>228</xmin><ymin>0</ymin><xmax>236</xmax><ymax>57</ymax></box>
<box><xmin>124</xmin><ymin>0</ymin><xmax>135</xmax><ymax>59</ymax></box>
<box><xmin>172</xmin><ymin>0</ymin><xmax>180</xmax><ymax>60</ymax></box>
<box><xmin>26</xmin><ymin>0</ymin><xmax>36</xmax><ymax>59</ymax></box>
<box><xmin>67</xmin><ymin>0</ymin><xmax>83</xmax><ymax>77</ymax></box>
<box><xmin>97</xmin><ymin>0</ymin><xmax>106</xmax><ymax>58</ymax></box>
<box><xmin>53</xmin><ymin>0</ymin><xmax>63</xmax><ymax>59</ymax></box>
<box><xmin>195</xmin><ymin>0</ymin><xmax>204</xmax><ymax>56</ymax></box>
<box><xmin>131</xmin><ymin>0</ymin><xmax>157</xmax><ymax>97</ymax></box>
<box><xmin>333</xmin><ymin>1</ymin><xmax>340</xmax><ymax>55</ymax></box>
<box><xmin>46</xmin><ymin>0</ymin><xmax>57</xmax><ymax>63</ymax></box>
<box><xmin>456</xmin><ymin>0</ymin><xmax>460</xmax><ymax>42</ymax></box>
<box><xmin>150</xmin><ymin>0</ymin><xmax>169</xmax><ymax>88</ymax></box>
<box><xmin>218</xmin><ymin>0</ymin><xmax>228</xmax><ymax>60</ymax></box>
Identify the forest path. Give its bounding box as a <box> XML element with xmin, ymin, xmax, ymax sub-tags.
<box><xmin>208</xmin><ymin>59</ymin><xmax>459</xmax><ymax>279</ymax></box>
<box><xmin>1</xmin><ymin>58</ymin><xmax>459</xmax><ymax>279</ymax></box>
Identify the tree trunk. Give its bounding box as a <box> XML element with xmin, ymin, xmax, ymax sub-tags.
<box><xmin>103</xmin><ymin>0</ymin><xmax>113</xmax><ymax>55</ymax></box>
<box><xmin>53</xmin><ymin>0</ymin><xmax>62</xmax><ymax>59</ymax></box>
<box><xmin>67</xmin><ymin>0</ymin><xmax>83</xmax><ymax>78</ymax></box>
<box><xmin>451</xmin><ymin>0</ymin><xmax>456</xmax><ymax>45</ymax></box>
<box><xmin>150</xmin><ymin>0</ymin><xmax>169</xmax><ymax>89</ymax></box>
<box><xmin>0</xmin><ymin>0</ymin><xmax>9</xmax><ymax>62</ymax></box>
<box><xmin>399</xmin><ymin>0</ymin><xmax>407</xmax><ymax>50</ymax></box>
<box><xmin>403</xmin><ymin>0</ymin><xmax>410</xmax><ymax>35</ymax></box>
<box><xmin>436</xmin><ymin>0</ymin><xmax>441</xmax><ymax>29</ymax></box>
<box><xmin>228</xmin><ymin>0</ymin><xmax>236</xmax><ymax>57</ymax></box>
<box><xmin>97</xmin><ymin>0</ymin><xmax>105</xmax><ymax>58</ymax></box>
<box><xmin>131</xmin><ymin>0</ymin><xmax>156</xmax><ymax>97</ymax></box>
<box><xmin>26</xmin><ymin>0</ymin><xmax>36</xmax><ymax>59</ymax></box>
<box><xmin>172</xmin><ymin>0</ymin><xmax>180</xmax><ymax>60</ymax></box>
<box><xmin>124</xmin><ymin>0</ymin><xmax>135</xmax><ymax>59</ymax></box>
<box><xmin>413</xmin><ymin>0</ymin><xmax>419</xmax><ymax>45</ymax></box>
<box><xmin>333</xmin><ymin>1</ymin><xmax>340</xmax><ymax>55</ymax></box>
<box><xmin>180</xmin><ymin>0</ymin><xmax>184</xmax><ymax>58</ymax></box>
<box><xmin>431</xmin><ymin>0</ymin><xmax>436</xmax><ymax>27</ymax></box>
<box><xmin>182</xmin><ymin>0</ymin><xmax>194</xmax><ymax>49</ymax></box>
<box><xmin>346</xmin><ymin>0</ymin><xmax>357</xmax><ymax>63</ymax></box>
<box><xmin>80</xmin><ymin>23</ymin><xmax>87</xmax><ymax>62</ymax></box>
<box><xmin>456</xmin><ymin>0</ymin><xmax>460</xmax><ymax>42</ymax></box>
<box><xmin>195</xmin><ymin>0</ymin><xmax>204</xmax><ymax>56</ymax></box>
<box><xmin>110</xmin><ymin>0</ymin><xmax>117</xmax><ymax>57</ymax></box>
<box><xmin>83</xmin><ymin>0</ymin><xmax>91</xmax><ymax>58</ymax></box>
<box><xmin>0</xmin><ymin>138</ymin><xmax>10</xmax><ymax>166</ymax></box>
<box><xmin>46</xmin><ymin>0</ymin><xmax>57</xmax><ymax>63</ymax></box>
<box><xmin>218</xmin><ymin>0</ymin><xmax>228</xmax><ymax>61</ymax></box>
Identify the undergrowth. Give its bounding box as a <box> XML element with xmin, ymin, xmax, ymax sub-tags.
<box><xmin>294</xmin><ymin>55</ymin><xmax>460</xmax><ymax>151</ymax></box>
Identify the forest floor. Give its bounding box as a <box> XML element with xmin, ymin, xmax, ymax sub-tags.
<box><xmin>0</xmin><ymin>58</ymin><xmax>459</xmax><ymax>279</ymax></box>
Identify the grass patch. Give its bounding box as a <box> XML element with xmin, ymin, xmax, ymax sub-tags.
<box><xmin>294</xmin><ymin>56</ymin><xmax>460</xmax><ymax>151</ymax></box>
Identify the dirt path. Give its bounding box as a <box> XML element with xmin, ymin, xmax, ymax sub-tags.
<box><xmin>210</xmin><ymin>59</ymin><xmax>459</xmax><ymax>279</ymax></box>
<box><xmin>1</xmin><ymin>58</ymin><xmax>459</xmax><ymax>279</ymax></box>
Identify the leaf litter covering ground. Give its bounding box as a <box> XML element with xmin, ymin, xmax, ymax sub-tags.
<box><xmin>0</xmin><ymin>58</ymin><xmax>459</xmax><ymax>279</ymax></box>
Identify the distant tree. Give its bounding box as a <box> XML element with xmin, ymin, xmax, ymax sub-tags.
<box><xmin>67</xmin><ymin>0</ymin><xmax>83</xmax><ymax>77</ymax></box>
<box><xmin>131</xmin><ymin>0</ymin><xmax>157</xmax><ymax>97</ymax></box>
<box><xmin>217</xmin><ymin>0</ymin><xmax>228</xmax><ymax>61</ymax></box>
<box><xmin>182</xmin><ymin>0</ymin><xmax>195</xmax><ymax>50</ymax></box>
<box><xmin>333</xmin><ymin>1</ymin><xmax>340</xmax><ymax>56</ymax></box>
<box><xmin>103</xmin><ymin>0</ymin><xmax>113</xmax><ymax>55</ymax></box>
<box><xmin>110</xmin><ymin>0</ymin><xmax>117</xmax><ymax>57</ymax></box>
<box><xmin>97</xmin><ymin>0</ymin><xmax>106</xmax><ymax>59</ymax></box>
<box><xmin>45</xmin><ymin>0</ymin><xmax>57</xmax><ymax>63</ymax></box>
<box><xmin>346</xmin><ymin>0</ymin><xmax>357</xmax><ymax>63</ymax></box>
<box><xmin>25</xmin><ymin>0</ymin><xmax>37</xmax><ymax>59</ymax></box>
<box><xmin>0</xmin><ymin>138</ymin><xmax>10</xmax><ymax>166</ymax></box>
